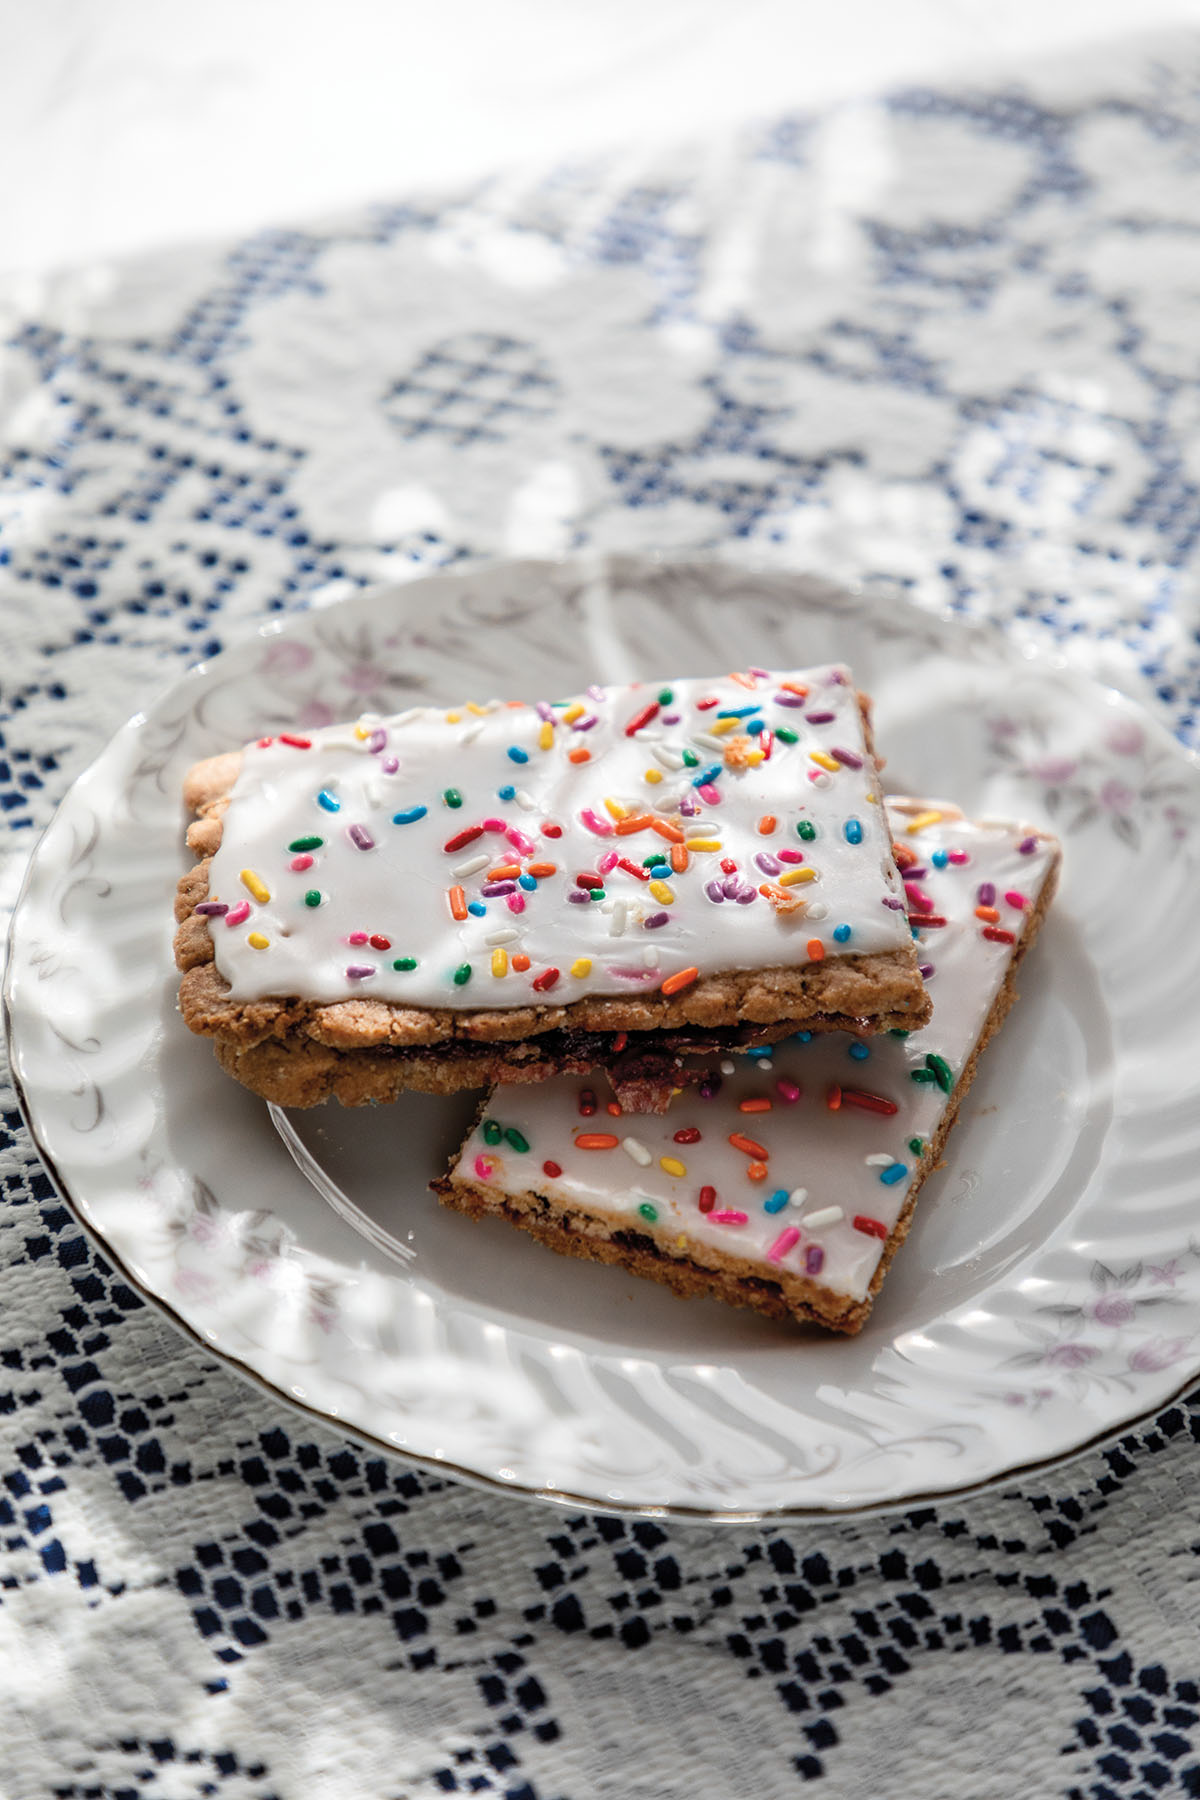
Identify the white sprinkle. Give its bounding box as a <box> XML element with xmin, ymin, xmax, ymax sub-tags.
<box><xmin>802</xmin><ymin>1206</ymin><xmax>844</xmax><ymax>1229</ymax></box>
<box><xmin>788</xmin><ymin>1188</ymin><xmax>809</xmax><ymax>1209</ymax></box>
<box><xmin>622</xmin><ymin>1137</ymin><xmax>652</xmax><ymax>1166</ymax></box>
<box><xmin>865</xmin><ymin>1152</ymin><xmax>895</xmax><ymax>1167</ymax></box>
<box><xmin>642</xmin><ymin>946</ymin><xmax>659</xmax><ymax>968</ymax></box>
<box><xmin>454</xmin><ymin>853</ymin><xmax>490</xmax><ymax>877</ymax></box>
<box><xmin>364</xmin><ymin>783</ymin><xmax>384</xmax><ymax>808</ymax></box>
<box><xmin>805</xmin><ymin>902</ymin><xmax>829</xmax><ymax>921</ymax></box>
<box><xmin>608</xmin><ymin>900</ymin><xmax>628</xmax><ymax>936</ymax></box>
<box><xmin>652</xmin><ymin>745</ymin><xmax>685</xmax><ymax>770</ymax></box>
<box><xmin>633</xmin><ymin>726</ymin><xmax>662</xmax><ymax>743</ymax></box>
<box><xmin>810</xmin><ymin>772</ymin><xmax>832</xmax><ymax>789</ymax></box>
<box><xmin>720</xmin><ymin>1059</ymin><xmax>736</xmax><ymax>1075</ymax></box>
<box><xmin>756</xmin><ymin>1057</ymin><xmax>773</xmax><ymax>1071</ymax></box>
<box><xmin>459</xmin><ymin>722</ymin><xmax>486</xmax><ymax>745</ymax></box>
<box><xmin>692</xmin><ymin>732</ymin><xmax>727</xmax><ymax>752</ymax></box>
<box><xmin>514</xmin><ymin>788</ymin><xmax>537</xmax><ymax>811</ymax></box>
<box><xmin>485</xmin><ymin>928</ymin><xmax>520</xmax><ymax>946</ymax></box>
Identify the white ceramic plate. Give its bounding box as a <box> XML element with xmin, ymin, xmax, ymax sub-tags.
<box><xmin>7</xmin><ymin>556</ymin><xmax>1200</xmax><ymax>1520</ymax></box>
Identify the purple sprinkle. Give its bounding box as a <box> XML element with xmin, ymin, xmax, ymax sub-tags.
<box><xmin>1019</xmin><ymin>836</ymin><xmax>1038</xmax><ymax>854</ymax></box>
<box><xmin>481</xmin><ymin>881</ymin><xmax>516</xmax><ymax>896</ymax></box>
<box><xmin>346</xmin><ymin>965</ymin><xmax>375</xmax><ymax>980</ymax></box>
<box><xmin>805</xmin><ymin>710</ymin><xmax>835</xmax><ymax>724</ymax></box>
<box><xmin>883</xmin><ymin>896</ymin><xmax>905</xmax><ymax>910</ymax></box>
<box><xmin>735</xmin><ymin>886</ymin><xmax>757</xmax><ymax>904</ymax></box>
<box><xmin>830</xmin><ymin>747</ymin><xmax>862</xmax><ymax>769</ymax></box>
<box><xmin>721</xmin><ymin>874</ymin><xmax>741</xmax><ymax>898</ymax></box>
<box><xmin>382</xmin><ymin>756</ymin><xmax>399</xmax><ymax>774</ymax></box>
<box><xmin>755</xmin><ymin>852</ymin><xmax>781</xmax><ymax>876</ymax></box>
<box><xmin>697</xmin><ymin>1075</ymin><xmax>722</xmax><ymax>1099</ymax></box>
<box><xmin>194</xmin><ymin>901</ymin><xmax>229</xmax><ymax>916</ymax></box>
<box><xmin>567</xmin><ymin>889</ymin><xmax>590</xmax><ymax>904</ymax></box>
<box><xmin>661</xmin><ymin>711</ymin><xmax>680</xmax><ymax>724</ymax></box>
<box><xmin>586</xmin><ymin>685</ymin><xmax>606</xmax><ymax>702</ymax></box>
<box><xmin>749</xmin><ymin>666</ymin><xmax>770</xmax><ymax>678</ymax></box>
<box><xmin>644</xmin><ymin>911</ymin><xmax>670</xmax><ymax>929</ymax></box>
<box><xmin>535</xmin><ymin>701</ymin><xmax>555</xmax><ymax>721</ymax></box>
<box><xmin>904</xmin><ymin>865</ymin><xmax>928</xmax><ymax>879</ymax></box>
<box><xmin>805</xmin><ymin>1244</ymin><xmax>825</xmax><ymax>1275</ymax></box>
<box><xmin>774</xmin><ymin>693</ymin><xmax>806</xmax><ymax>707</ymax></box>
<box><xmin>573</xmin><ymin>714</ymin><xmax>597</xmax><ymax>731</ymax></box>
<box><xmin>679</xmin><ymin>794</ymin><xmax>700</xmax><ymax>816</ymax></box>
<box><xmin>919</xmin><ymin>962</ymin><xmax>936</xmax><ymax>979</ymax></box>
<box><xmin>348</xmin><ymin>823</ymin><xmax>376</xmax><ymax>851</ymax></box>
<box><xmin>705</xmin><ymin>879</ymin><xmax>726</xmax><ymax>903</ymax></box>
<box><xmin>368</xmin><ymin>728</ymin><xmax>388</xmax><ymax>754</ymax></box>
<box><xmin>977</xmin><ymin>881</ymin><xmax>996</xmax><ymax>906</ymax></box>
<box><xmin>828</xmin><ymin>670</ymin><xmax>846</xmax><ymax>685</ymax></box>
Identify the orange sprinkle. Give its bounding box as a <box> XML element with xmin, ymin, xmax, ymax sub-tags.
<box><xmin>729</xmin><ymin>1132</ymin><xmax>768</xmax><ymax>1158</ymax></box>
<box><xmin>606</xmin><ymin>1101</ymin><xmax>622</xmax><ymax>1117</ymax></box>
<box><xmin>779</xmin><ymin>681</ymin><xmax>809</xmax><ymax>697</ymax></box>
<box><xmin>660</xmin><ymin>965</ymin><xmax>699</xmax><ymax>996</ymax></box>
<box><xmin>747</xmin><ymin>1161</ymin><xmax>769</xmax><ymax>1182</ymax></box>
<box><xmin>975</xmin><ymin>904</ymin><xmax>1000</xmax><ymax>922</ymax></box>
<box><xmin>568</xmin><ymin>747</ymin><xmax>591</xmax><ymax>764</ymax></box>
<box><xmin>669</xmin><ymin>843</ymin><xmax>689</xmax><ymax>873</ymax></box>
<box><xmin>614</xmin><ymin>814</ymin><xmax>654</xmax><ymax>836</ymax></box>
<box><xmin>651</xmin><ymin>819</ymin><xmax>686</xmax><ymax>843</ymax></box>
<box><xmin>488</xmin><ymin>863</ymin><xmax>520</xmax><ymax>880</ymax></box>
<box><xmin>576</xmin><ymin>1133</ymin><xmax>620</xmax><ymax>1150</ymax></box>
<box><xmin>448</xmin><ymin>886</ymin><xmax>468</xmax><ymax>921</ymax></box>
<box><xmin>739</xmin><ymin>1098</ymin><xmax>772</xmax><ymax>1113</ymax></box>
<box><xmin>757</xmin><ymin>814</ymin><xmax>777</xmax><ymax>835</ymax></box>
<box><xmin>512</xmin><ymin>952</ymin><xmax>531</xmax><ymax>972</ymax></box>
<box><xmin>525</xmin><ymin>861</ymin><xmax>557</xmax><ymax>877</ymax></box>
<box><xmin>729</xmin><ymin>671</ymin><xmax>757</xmax><ymax>690</ymax></box>
<box><xmin>807</xmin><ymin>937</ymin><xmax>826</xmax><ymax>961</ymax></box>
<box><xmin>826</xmin><ymin>1083</ymin><xmax>842</xmax><ymax>1111</ymax></box>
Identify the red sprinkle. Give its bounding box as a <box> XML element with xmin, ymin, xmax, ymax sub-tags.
<box><xmin>369</xmin><ymin>934</ymin><xmax>391</xmax><ymax>951</ymax></box>
<box><xmin>542</xmin><ymin>822</ymin><xmax>563</xmax><ymax>838</ymax></box>
<box><xmin>578</xmin><ymin>1089</ymin><xmax>597</xmax><ymax>1116</ymax></box>
<box><xmin>444</xmin><ymin>825</ymin><xmax>484</xmax><ymax>853</ymax></box>
<box><xmin>532</xmin><ymin>967</ymin><xmax>561</xmax><ymax>992</ymax></box>
<box><xmin>698</xmin><ymin>1185</ymin><xmax>717</xmax><ymax>1212</ymax></box>
<box><xmin>908</xmin><ymin>913</ymin><xmax>948</xmax><ymax>928</ymax></box>
<box><xmin>729</xmin><ymin>1132</ymin><xmax>768</xmax><ymax>1159</ymax></box>
<box><xmin>543</xmin><ymin>1160</ymin><xmax>562</xmax><ymax>1178</ymax></box>
<box><xmin>611</xmin><ymin>1031</ymin><xmax>628</xmax><ymax>1052</ymax></box>
<box><xmin>279</xmin><ymin>733</ymin><xmax>312</xmax><ymax>749</ymax></box>
<box><xmin>673</xmin><ymin>1127</ymin><xmax>702</xmax><ymax>1144</ymax></box>
<box><xmin>616</xmin><ymin>856</ymin><xmax>650</xmax><ymax>882</ymax></box>
<box><xmin>983</xmin><ymin>925</ymin><xmax>1016</xmax><ymax>944</ymax></box>
<box><xmin>841</xmin><ymin>1088</ymin><xmax>899</xmax><ymax>1116</ymax></box>
<box><xmin>695</xmin><ymin>696</ymin><xmax>720</xmax><ymax>711</ymax></box>
<box><xmin>720</xmin><ymin>858</ymin><xmax>737</xmax><ymax>875</ymax></box>
<box><xmin>853</xmin><ymin>1215</ymin><xmax>889</xmax><ymax>1240</ymax></box>
<box><xmin>624</xmin><ymin>700</ymin><xmax>660</xmax><ymax>736</ymax></box>
<box><xmin>256</xmin><ymin>736</ymin><xmax>274</xmax><ymax>748</ymax></box>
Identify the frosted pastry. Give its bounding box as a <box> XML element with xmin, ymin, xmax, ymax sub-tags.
<box><xmin>173</xmin><ymin>665</ymin><xmax>930</xmax><ymax>1107</ymax></box>
<box><xmin>434</xmin><ymin>802</ymin><xmax>1061</xmax><ymax>1332</ymax></box>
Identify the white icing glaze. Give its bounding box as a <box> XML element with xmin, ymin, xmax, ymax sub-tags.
<box><xmin>202</xmin><ymin>666</ymin><xmax>911</xmax><ymax>1010</ymax></box>
<box><xmin>448</xmin><ymin>805</ymin><xmax>1060</xmax><ymax>1304</ymax></box>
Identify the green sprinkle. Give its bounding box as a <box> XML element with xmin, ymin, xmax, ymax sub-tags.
<box><xmin>910</xmin><ymin>1068</ymin><xmax>937</xmax><ymax>1084</ymax></box>
<box><xmin>453</xmin><ymin>963</ymin><xmax>472</xmax><ymax>987</ymax></box>
<box><xmin>908</xmin><ymin>1137</ymin><xmax>925</xmax><ymax>1156</ymax></box>
<box><xmin>889</xmin><ymin>1028</ymin><xmax>910</xmax><ymax>1038</ymax></box>
<box><xmin>303</xmin><ymin>889</ymin><xmax>322</xmax><ymax>908</ymax></box>
<box><xmin>925</xmin><ymin>1052</ymin><xmax>954</xmax><ymax>1093</ymax></box>
<box><xmin>443</xmin><ymin>787</ymin><xmax>463</xmax><ymax>809</ymax></box>
<box><xmin>657</xmin><ymin>688</ymin><xmax>674</xmax><ymax>704</ymax></box>
<box><xmin>637</xmin><ymin>1202</ymin><xmax>658</xmax><ymax>1223</ymax></box>
<box><xmin>776</xmin><ymin>726</ymin><xmax>799</xmax><ymax>744</ymax></box>
<box><xmin>392</xmin><ymin>956</ymin><xmax>417</xmax><ymax>971</ymax></box>
<box><xmin>589</xmin><ymin>888</ymin><xmax>606</xmax><ymax>902</ymax></box>
<box><xmin>503</xmin><ymin>1127</ymin><xmax>530</xmax><ymax>1153</ymax></box>
<box><xmin>289</xmin><ymin>835</ymin><xmax>324</xmax><ymax>852</ymax></box>
<box><xmin>642</xmin><ymin>853</ymin><xmax>661</xmax><ymax>867</ymax></box>
<box><xmin>796</xmin><ymin>819</ymin><xmax>816</xmax><ymax>841</ymax></box>
<box><xmin>682</xmin><ymin>749</ymin><xmax>700</xmax><ymax>767</ymax></box>
<box><xmin>482</xmin><ymin>1119</ymin><xmax>503</xmax><ymax>1145</ymax></box>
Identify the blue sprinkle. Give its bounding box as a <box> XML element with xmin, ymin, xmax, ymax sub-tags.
<box><xmin>745</xmin><ymin>1046</ymin><xmax>774</xmax><ymax>1060</ymax></box>
<box><xmin>848</xmin><ymin>1041</ymin><xmax>869</xmax><ymax>1061</ymax></box>
<box><xmin>692</xmin><ymin>763</ymin><xmax>722</xmax><ymax>788</ymax></box>
<box><xmin>931</xmin><ymin>848</ymin><xmax>949</xmax><ymax>868</ymax></box>
<box><xmin>832</xmin><ymin>923</ymin><xmax>852</xmax><ymax>943</ymax></box>
<box><xmin>649</xmin><ymin>863</ymin><xmax>672</xmax><ymax>879</ymax></box>
<box><xmin>716</xmin><ymin>705</ymin><xmax>758</xmax><ymax>719</ymax></box>
<box><xmin>764</xmin><ymin>1189</ymin><xmax>790</xmax><ymax>1214</ymax></box>
<box><xmin>794</xmin><ymin>1030</ymin><xmax>813</xmax><ymax>1043</ymax></box>
<box><xmin>746</xmin><ymin>718</ymin><xmax>766</xmax><ymax>735</ymax></box>
<box><xmin>880</xmin><ymin>1162</ymin><xmax>908</xmax><ymax>1186</ymax></box>
<box><xmin>467</xmin><ymin>901</ymin><xmax>487</xmax><ymax>917</ymax></box>
<box><xmin>518</xmin><ymin>873</ymin><xmax>537</xmax><ymax>891</ymax></box>
<box><xmin>911</xmin><ymin>925</ymin><xmax>921</xmax><ymax>939</ymax></box>
<box><xmin>498</xmin><ymin>784</ymin><xmax>516</xmax><ymax>801</ymax></box>
<box><xmin>507</xmin><ymin>746</ymin><xmax>529</xmax><ymax>764</ymax></box>
<box><xmin>392</xmin><ymin>805</ymin><xmax>428</xmax><ymax>825</ymax></box>
<box><xmin>316</xmin><ymin>789</ymin><xmax>340</xmax><ymax>813</ymax></box>
<box><xmin>844</xmin><ymin>817</ymin><xmax>863</xmax><ymax>845</ymax></box>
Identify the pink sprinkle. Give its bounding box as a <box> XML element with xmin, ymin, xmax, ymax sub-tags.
<box><xmin>948</xmin><ymin>849</ymin><xmax>970</xmax><ymax>865</ymax></box>
<box><xmin>290</xmin><ymin>854</ymin><xmax>314</xmax><ymax>872</ymax></box>
<box><xmin>777</xmin><ymin>848</ymin><xmax>804</xmax><ymax>864</ymax></box>
<box><xmin>807</xmin><ymin>768</ymin><xmax>829</xmax><ymax>785</ymax></box>
<box><xmin>1004</xmin><ymin>889</ymin><xmax>1029</xmax><ymax>909</ymax></box>
<box><xmin>767</xmin><ymin>1226</ymin><xmax>801</xmax><ymax>1264</ymax></box>
<box><xmin>506</xmin><ymin>827</ymin><xmax>535</xmax><ymax>855</ymax></box>
<box><xmin>482</xmin><ymin>817</ymin><xmax>507</xmax><ymax>833</ymax></box>
<box><xmin>348</xmin><ymin>932</ymin><xmax>368</xmax><ymax>945</ymax></box>
<box><xmin>506</xmin><ymin>893</ymin><xmax>526</xmax><ymax>914</ymax></box>
<box><xmin>710</xmin><ymin>1210</ymin><xmax>749</xmax><ymax>1226</ymax></box>
<box><xmin>697</xmin><ymin>784</ymin><xmax>721</xmax><ymax>805</ymax></box>
<box><xmin>580</xmin><ymin>808</ymin><xmax>613</xmax><ymax>836</ymax></box>
<box><xmin>473</xmin><ymin>1154</ymin><xmax>496</xmax><ymax>1181</ymax></box>
<box><xmin>598</xmin><ymin>849</ymin><xmax>619</xmax><ymax>875</ymax></box>
<box><xmin>775</xmin><ymin>1079</ymin><xmax>801</xmax><ymax>1103</ymax></box>
<box><xmin>904</xmin><ymin>882</ymin><xmax>935</xmax><ymax>913</ymax></box>
<box><xmin>225</xmin><ymin>901</ymin><xmax>250</xmax><ymax>927</ymax></box>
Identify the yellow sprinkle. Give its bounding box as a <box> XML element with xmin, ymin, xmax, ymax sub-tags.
<box><xmin>809</xmin><ymin>751</ymin><xmax>840</xmax><ymax>773</ymax></box>
<box><xmin>779</xmin><ymin>867</ymin><xmax>818</xmax><ymax>886</ymax></box>
<box><xmin>905</xmin><ymin>809</ymin><xmax>944</xmax><ymax>834</ymax></box>
<box><xmin>649</xmin><ymin>880</ymin><xmax>674</xmax><ymax>904</ymax></box>
<box><xmin>538</xmin><ymin>721</ymin><xmax>554</xmax><ymax>750</ymax></box>
<box><xmin>676</xmin><ymin>1235</ymin><xmax>687</xmax><ymax>1251</ymax></box>
<box><xmin>660</xmin><ymin>1156</ymin><xmax>687</xmax><ymax>1178</ymax></box>
<box><xmin>570</xmin><ymin>957</ymin><xmax>592</xmax><ymax>978</ymax></box>
<box><xmin>644</xmin><ymin>768</ymin><xmax>663</xmax><ymax>784</ymax></box>
<box><xmin>466</xmin><ymin>701</ymin><xmax>488</xmax><ymax>716</ymax></box>
<box><xmin>445</xmin><ymin>711</ymin><xmax>462</xmax><ymax>723</ymax></box>
<box><xmin>746</xmin><ymin>749</ymin><xmax>765</xmax><ymax>766</ymax></box>
<box><xmin>866</xmin><ymin>791</ymin><xmax>877</xmax><ymax>803</ymax></box>
<box><xmin>240</xmin><ymin>869</ymin><xmax>271</xmax><ymax>904</ymax></box>
<box><xmin>491</xmin><ymin>949</ymin><xmax>509</xmax><ymax>977</ymax></box>
<box><xmin>684</xmin><ymin>838</ymin><xmax>722</xmax><ymax>852</ymax></box>
<box><xmin>247</xmin><ymin>932</ymin><xmax>270</xmax><ymax>950</ymax></box>
<box><xmin>710</xmin><ymin>716</ymin><xmax>739</xmax><ymax>736</ymax></box>
<box><xmin>603</xmin><ymin>796</ymin><xmax>628</xmax><ymax>820</ymax></box>
<box><xmin>354</xmin><ymin>724</ymin><xmax>371</xmax><ymax>740</ymax></box>
<box><xmin>562</xmin><ymin>703</ymin><xmax>585</xmax><ymax>724</ymax></box>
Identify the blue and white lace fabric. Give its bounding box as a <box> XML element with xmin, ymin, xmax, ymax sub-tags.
<box><xmin>3</xmin><ymin>31</ymin><xmax>1200</xmax><ymax>1799</ymax></box>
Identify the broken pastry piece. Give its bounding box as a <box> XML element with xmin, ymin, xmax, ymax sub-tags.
<box><xmin>174</xmin><ymin>666</ymin><xmax>929</xmax><ymax>1108</ymax></box>
<box><xmin>434</xmin><ymin>802</ymin><xmax>1061</xmax><ymax>1332</ymax></box>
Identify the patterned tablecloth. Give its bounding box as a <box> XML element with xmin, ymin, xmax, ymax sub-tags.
<box><xmin>4</xmin><ymin>30</ymin><xmax>1200</xmax><ymax>1800</ymax></box>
